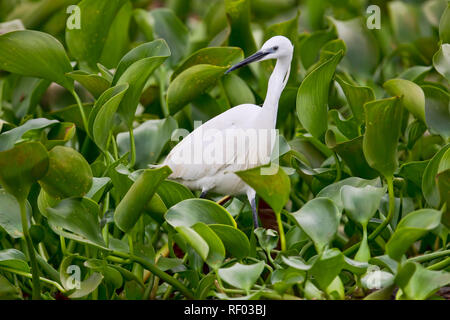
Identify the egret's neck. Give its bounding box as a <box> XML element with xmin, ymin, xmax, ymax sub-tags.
<box><xmin>261</xmin><ymin>54</ymin><xmax>292</xmax><ymax>127</ymax></box>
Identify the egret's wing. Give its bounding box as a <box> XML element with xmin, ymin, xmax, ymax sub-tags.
<box><xmin>164</xmin><ymin>104</ymin><xmax>261</xmax><ymax>181</ymax></box>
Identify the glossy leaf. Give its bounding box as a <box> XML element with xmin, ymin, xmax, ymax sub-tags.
<box><xmin>209</xmin><ymin>224</ymin><xmax>250</xmax><ymax>260</ymax></box>
<box><xmin>114</xmin><ymin>167</ymin><xmax>172</xmax><ymax>232</ymax></box>
<box><xmin>0</xmin><ymin>249</ymin><xmax>30</xmax><ymax>273</ymax></box>
<box><xmin>218</xmin><ymin>261</ymin><xmax>264</xmax><ymax>291</ymax></box>
<box><xmin>225</xmin><ymin>0</ymin><xmax>257</xmax><ymax>56</ymax></box>
<box><xmin>0</xmin><ymin>190</ymin><xmax>31</xmax><ymax>238</ymax></box>
<box><xmin>66</xmin><ymin>71</ymin><xmax>110</xmax><ymax>98</ymax></box>
<box><xmin>363</xmin><ymin>97</ymin><xmax>403</xmax><ymax>178</ymax></box>
<box><xmin>289</xmin><ymin>197</ymin><xmax>340</xmax><ymax>253</ymax></box>
<box><xmin>0</xmin><ymin>30</ymin><xmax>73</xmax><ymax>90</ymax></box>
<box><xmin>383</xmin><ymin>79</ymin><xmax>425</xmax><ymax>123</ymax></box>
<box><xmin>386</xmin><ymin>209</ymin><xmax>442</xmax><ymax>260</ymax></box>
<box><xmin>296</xmin><ymin>51</ymin><xmax>343</xmax><ymax>140</ymax></box>
<box><xmin>422</xmin><ymin>144</ymin><xmax>450</xmax><ymax>208</ymax></box>
<box><xmin>423</xmin><ymin>85</ymin><xmax>450</xmax><ymax>140</ymax></box>
<box><xmin>309</xmin><ymin>248</ymin><xmax>345</xmax><ymax>290</ymax></box>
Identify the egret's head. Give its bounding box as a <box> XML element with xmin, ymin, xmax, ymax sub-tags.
<box><xmin>225</xmin><ymin>36</ymin><xmax>293</xmax><ymax>74</ymax></box>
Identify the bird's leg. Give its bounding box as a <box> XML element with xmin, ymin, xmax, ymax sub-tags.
<box><xmin>199</xmin><ymin>190</ymin><xmax>208</xmax><ymax>198</ymax></box>
<box><xmin>247</xmin><ymin>189</ymin><xmax>259</xmax><ymax>228</ymax></box>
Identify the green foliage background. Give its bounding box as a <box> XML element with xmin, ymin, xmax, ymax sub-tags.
<box><xmin>0</xmin><ymin>0</ymin><xmax>449</xmax><ymax>300</ymax></box>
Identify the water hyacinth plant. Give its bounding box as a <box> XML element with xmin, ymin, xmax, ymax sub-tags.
<box><xmin>0</xmin><ymin>0</ymin><xmax>449</xmax><ymax>301</ymax></box>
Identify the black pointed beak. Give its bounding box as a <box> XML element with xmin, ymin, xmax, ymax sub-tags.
<box><xmin>225</xmin><ymin>50</ymin><xmax>270</xmax><ymax>74</ymax></box>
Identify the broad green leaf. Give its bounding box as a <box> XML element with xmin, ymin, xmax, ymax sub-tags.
<box><xmin>65</xmin><ymin>0</ymin><xmax>128</xmax><ymax>70</ymax></box>
<box><xmin>46</xmin><ymin>197</ymin><xmax>106</xmax><ymax>248</ymax></box>
<box><xmin>88</xmin><ymin>84</ymin><xmax>129</xmax><ymax>151</ymax></box>
<box><xmin>281</xmin><ymin>255</ymin><xmax>311</xmax><ymax>271</ymax></box>
<box><xmin>148</xmin><ymin>8</ymin><xmax>189</xmax><ymax>66</ymax></box>
<box><xmin>114</xmin><ymin>167</ymin><xmax>172</xmax><ymax>232</ymax></box>
<box><xmin>299</xmin><ymin>29</ymin><xmax>336</xmax><ymax>70</ymax></box>
<box><xmin>0</xmin><ymin>141</ymin><xmax>49</xmax><ymax>201</ymax></box>
<box><xmin>341</xmin><ymin>185</ymin><xmax>386</xmax><ymax>227</ymax></box>
<box><xmin>386</xmin><ymin>209</ymin><xmax>442</xmax><ymax>260</ymax></box>
<box><xmin>192</xmin><ymin>222</ymin><xmax>226</xmax><ymax>269</ymax></box>
<box><xmin>218</xmin><ymin>261</ymin><xmax>265</xmax><ymax>291</ymax></box>
<box><xmin>396</xmin><ymin>261</ymin><xmax>450</xmax><ymax>300</ymax></box>
<box><xmin>225</xmin><ymin>0</ymin><xmax>257</xmax><ymax>57</ymax></box>
<box><xmin>209</xmin><ymin>224</ymin><xmax>250</xmax><ymax>260</ymax></box>
<box><xmin>167</xmin><ymin>64</ymin><xmax>228</xmax><ymax>115</ymax></box>
<box><xmin>50</xmin><ymin>103</ymin><xmax>93</xmax><ymax>132</ymax></box>
<box><xmin>399</xmin><ymin>160</ymin><xmax>429</xmax><ymax>190</ymax></box>
<box><xmin>165</xmin><ymin>199</ymin><xmax>236</xmax><ymax>228</ymax></box>
<box><xmin>0</xmin><ymin>190</ymin><xmax>31</xmax><ymax>238</ymax></box>
<box><xmin>432</xmin><ymin>44</ymin><xmax>450</xmax><ymax>82</ymax></box>
<box><xmin>0</xmin><ymin>274</ymin><xmax>20</xmax><ymax>299</ymax></box>
<box><xmin>317</xmin><ymin>177</ymin><xmax>381</xmax><ymax>212</ymax></box>
<box><xmin>0</xmin><ymin>118</ymin><xmax>58</xmax><ymax>152</ymax></box>
<box><xmin>383</xmin><ymin>79</ymin><xmax>425</xmax><ymax>123</ymax></box>
<box><xmin>0</xmin><ymin>249</ymin><xmax>30</xmax><ymax>273</ymax></box>
<box><xmin>439</xmin><ymin>3</ymin><xmax>450</xmax><ymax>43</ymax></box>
<box><xmin>332</xmin><ymin>136</ymin><xmax>379</xmax><ymax>179</ymax></box>
<box><xmin>223</xmin><ymin>73</ymin><xmax>255</xmax><ymax>106</ymax></box>
<box><xmin>43</xmin><ymin>122</ymin><xmax>76</xmax><ymax>150</ymax></box>
<box><xmin>328</xmin><ymin>110</ymin><xmax>359</xmax><ymax>139</ymax></box>
<box><xmin>154</xmin><ymin>180</ymin><xmax>194</xmax><ymax>209</ymax></box>
<box><xmin>113</xmin><ymin>40</ymin><xmax>171</xmax><ymax>127</ymax></box>
<box><xmin>328</xmin><ymin>17</ymin><xmax>379</xmax><ymax>77</ymax></box>
<box><xmin>309</xmin><ymin>248</ymin><xmax>345</xmax><ymax>290</ymax></box>
<box><xmin>60</xmin><ymin>256</ymin><xmax>104</xmax><ymax>298</ymax></box>
<box><xmin>422</xmin><ymin>85</ymin><xmax>450</xmax><ymax>140</ymax></box>
<box><xmin>271</xmin><ymin>267</ymin><xmax>305</xmax><ymax>294</ymax></box>
<box><xmin>66</xmin><ymin>71</ymin><xmax>111</xmax><ymax>98</ymax></box>
<box><xmin>85</xmin><ymin>177</ymin><xmax>111</xmax><ymax>203</ymax></box>
<box><xmin>84</xmin><ymin>259</ymin><xmax>123</xmax><ymax>289</ymax></box>
<box><xmin>0</xmin><ymin>30</ymin><xmax>73</xmax><ymax>91</ymax></box>
<box><xmin>422</xmin><ymin>144</ymin><xmax>450</xmax><ymax>208</ymax></box>
<box><xmin>388</xmin><ymin>1</ymin><xmax>424</xmax><ymax>43</ymax></box>
<box><xmin>39</xmin><ymin>146</ymin><xmax>93</xmax><ymax>199</ymax></box>
<box><xmin>117</xmin><ymin>117</ymin><xmax>178</xmax><ymax>169</ymax></box>
<box><xmin>236</xmin><ymin>165</ymin><xmax>290</xmax><ymax>214</ymax></box>
<box><xmin>363</xmin><ymin>97</ymin><xmax>403</xmax><ymax>178</ymax></box>
<box><xmin>254</xmin><ymin>228</ymin><xmax>279</xmax><ymax>253</ymax></box>
<box><xmin>398</xmin><ymin>66</ymin><xmax>432</xmax><ymax>82</ymax></box>
<box><xmin>296</xmin><ymin>51</ymin><xmax>343</xmax><ymax>140</ymax></box>
<box><xmin>175</xmin><ymin>225</ymin><xmax>209</xmax><ymax>262</ymax></box>
<box><xmin>289</xmin><ymin>197</ymin><xmax>340</xmax><ymax>253</ymax></box>
<box><xmin>336</xmin><ymin>75</ymin><xmax>374</xmax><ymax>125</ymax></box>
<box><xmin>171</xmin><ymin>47</ymin><xmax>244</xmax><ymax>80</ymax></box>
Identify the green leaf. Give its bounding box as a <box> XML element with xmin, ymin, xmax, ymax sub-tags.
<box><xmin>271</xmin><ymin>267</ymin><xmax>305</xmax><ymax>294</ymax></box>
<box><xmin>113</xmin><ymin>40</ymin><xmax>170</xmax><ymax>127</ymax></box>
<box><xmin>383</xmin><ymin>79</ymin><xmax>425</xmax><ymax>123</ymax></box>
<box><xmin>192</xmin><ymin>222</ymin><xmax>226</xmax><ymax>269</ymax></box>
<box><xmin>336</xmin><ymin>75</ymin><xmax>374</xmax><ymax>125</ymax></box>
<box><xmin>422</xmin><ymin>144</ymin><xmax>450</xmax><ymax>208</ymax></box>
<box><xmin>363</xmin><ymin>97</ymin><xmax>403</xmax><ymax>178</ymax></box>
<box><xmin>88</xmin><ymin>84</ymin><xmax>129</xmax><ymax>151</ymax></box>
<box><xmin>289</xmin><ymin>197</ymin><xmax>340</xmax><ymax>253</ymax></box>
<box><xmin>209</xmin><ymin>224</ymin><xmax>250</xmax><ymax>260</ymax></box>
<box><xmin>0</xmin><ymin>141</ymin><xmax>49</xmax><ymax>201</ymax></box>
<box><xmin>38</xmin><ymin>146</ymin><xmax>93</xmax><ymax>199</ymax></box>
<box><xmin>0</xmin><ymin>118</ymin><xmax>58</xmax><ymax>152</ymax></box>
<box><xmin>155</xmin><ymin>180</ymin><xmax>194</xmax><ymax>209</ymax></box>
<box><xmin>65</xmin><ymin>0</ymin><xmax>128</xmax><ymax>70</ymax></box>
<box><xmin>299</xmin><ymin>29</ymin><xmax>336</xmax><ymax>70</ymax></box>
<box><xmin>328</xmin><ymin>17</ymin><xmax>379</xmax><ymax>77</ymax></box>
<box><xmin>84</xmin><ymin>259</ymin><xmax>123</xmax><ymax>289</ymax></box>
<box><xmin>167</xmin><ymin>64</ymin><xmax>228</xmax><ymax>115</ymax></box>
<box><xmin>165</xmin><ymin>199</ymin><xmax>236</xmax><ymax>228</ymax></box>
<box><xmin>117</xmin><ymin>117</ymin><xmax>178</xmax><ymax>169</ymax></box>
<box><xmin>218</xmin><ymin>261</ymin><xmax>265</xmax><ymax>291</ymax></box>
<box><xmin>46</xmin><ymin>197</ymin><xmax>106</xmax><ymax>248</ymax></box>
<box><xmin>254</xmin><ymin>228</ymin><xmax>279</xmax><ymax>253</ymax></box>
<box><xmin>422</xmin><ymin>85</ymin><xmax>450</xmax><ymax>140</ymax></box>
<box><xmin>386</xmin><ymin>209</ymin><xmax>442</xmax><ymax>261</ymax></box>
<box><xmin>341</xmin><ymin>185</ymin><xmax>386</xmax><ymax>227</ymax></box>
<box><xmin>296</xmin><ymin>51</ymin><xmax>343</xmax><ymax>140</ymax></box>
<box><xmin>281</xmin><ymin>255</ymin><xmax>311</xmax><ymax>271</ymax></box>
<box><xmin>60</xmin><ymin>256</ymin><xmax>104</xmax><ymax>298</ymax></box>
<box><xmin>236</xmin><ymin>165</ymin><xmax>290</xmax><ymax>214</ymax></box>
<box><xmin>66</xmin><ymin>71</ymin><xmax>111</xmax><ymax>98</ymax></box>
<box><xmin>0</xmin><ymin>274</ymin><xmax>21</xmax><ymax>299</ymax></box>
<box><xmin>433</xmin><ymin>44</ymin><xmax>450</xmax><ymax>82</ymax></box>
<box><xmin>222</xmin><ymin>73</ymin><xmax>255</xmax><ymax>106</ymax></box>
<box><xmin>0</xmin><ymin>248</ymin><xmax>30</xmax><ymax>273</ymax></box>
<box><xmin>0</xmin><ymin>190</ymin><xmax>31</xmax><ymax>238</ymax></box>
<box><xmin>225</xmin><ymin>0</ymin><xmax>257</xmax><ymax>57</ymax></box>
<box><xmin>86</xmin><ymin>177</ymin><xmax>111</xmax><ymax>203</ymax></box>
<box><xmin>309</xmin><ymin>248</ymin><xmax>345</xmax><ymax>290</ymax></box>
<box><xmin>396</xmin><ymin>261</ymin><xmax>450</xmax><ymax>300</ymax></box>
<box><xmin>317</xmin><ymin>177</ymin><xmax>381</xmax><ymax>212</ymax></box>
<box><xmin>0</xmin><ymin>30</ymin><xmax>73</xmax><ymax>91</ymax></box>
<box><xmin>171</xmin><ymin>47</ymin><xmax>244</xmax><ymax>80</ymax></box>
<box><xmin>439</xmin><ymin>3</ymin><xmax>450</xmax><ymax>43</ymax></box>
<box><xmin>43</xmin><ymin>122</ymin><xmax>76</xmax><ymax>150</ymax></box>
<box><xmin>147</xmin><ymin>8</ymin><xmax>189</xmax><ymax>66</ymax></box>
<box><xmin>114</xmin><ymin>167</ymin><xmax>172</xmax><ymax>233</ymax></box>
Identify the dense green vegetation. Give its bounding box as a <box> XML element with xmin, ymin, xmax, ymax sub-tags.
<box><xmin>0</xmin><ymin>0</ymin><xmax>449</xmax><ymax>300</ymax></box>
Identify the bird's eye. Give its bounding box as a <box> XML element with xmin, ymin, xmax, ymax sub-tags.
<box><xmin>273</xmin><ymin>46</ymin><xmax>279</xmax><ymax>51</ymax></box>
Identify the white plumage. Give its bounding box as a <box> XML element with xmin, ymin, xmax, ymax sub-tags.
<box><xmin>163</xmin><ymin>36</ymin><xmax>294</xmax><ymax>227</ymax></box>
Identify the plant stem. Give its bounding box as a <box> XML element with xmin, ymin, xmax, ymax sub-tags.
<box><xmin>344</xmin><ymin>176</ymin><xmax>395</xmax><ymax>256</ymax></box>
<box><xmin>113</xmin><ymin>251</ymin><xmax>194</xmax><ymax>299</ymax></box>
<box><xmin>158</xmin><ymin>66</ymin><xmax>169</xmax><ymax>117</ymax></box>
<box><xmin>71</xmin><ymin>90</ymin><xmax>89</xmax><ymax>134</ymax></box>
<box><xmin>19</xmin><ymin>200</ymin><xmax>41</xmax><ymax>299</ymax></box>
<box><xmin>409</xmin><ymin>249</ymin><xmax>450</xmax><ymax>263</ymax></box>
<box><xmin>333</xmin><ymin>152</ymin><xmax>341</xmax><ymax>182</ymax></box>
<box><xmin>427</xmin><ymin>257</ymin><xmax>450</xmax><ymax>270</ymax></box>
<box><xmin>275</xmin><ymin>211</ymin><xmax>286</xmax><ymax>251</ymax></box>
<box><xmin>129</xmin><ymin>126</ymin><xmax>136</xmax><ymax>168</ymax></box>
<box><xmin>0</xmin><ymin>266</ymin><xmax>66</xmax><ymax>293</ymax></box>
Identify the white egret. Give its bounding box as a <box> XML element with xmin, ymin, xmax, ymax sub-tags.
<box><xmin>163</xmin><ymin>36</ymin><xmax>293</xmax><ymax>228</ymax></box>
